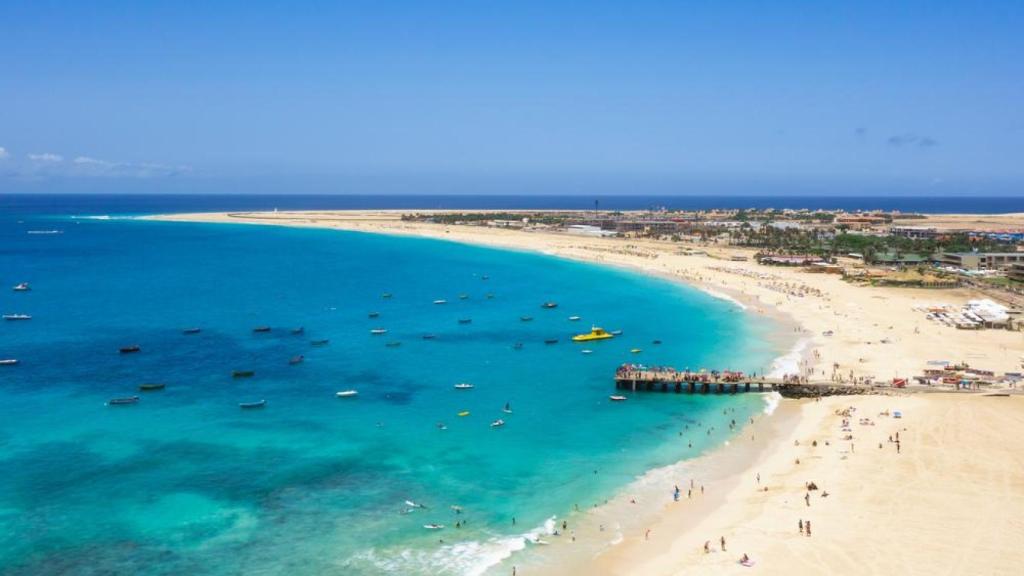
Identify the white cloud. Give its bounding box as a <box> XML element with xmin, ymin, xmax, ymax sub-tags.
<box><xmin>73</xmin><ymin>156</ymin><xmax>114</xmax><ymax>167</ymax></box>
<box><xmin>0</xmin><ymin>147</ymin><xmax>9</xmax><ymax>160</ymax></box>
<box><xmin>28</xmin><ymin>152</ymin><xmax>63</xmax><ymax>162</ymax></box>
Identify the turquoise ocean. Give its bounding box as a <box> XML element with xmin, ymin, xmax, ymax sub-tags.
<box><xmin>0</xmin><ymin>203</ymin><xmax>783</xmax><ymax>575</ymax></box>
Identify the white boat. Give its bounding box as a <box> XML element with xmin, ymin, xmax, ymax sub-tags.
<box><xmin>433</xmin><ymin>299</ymin><xmax>448</xmax><ymax>305</ymax></box>
<box><xmin>490</xmin><ymin>419</ymin><xmax>505</xmax><ymax>428</ymax></box>
<box><xmin>454</xmin><ymin>383</ymin><xmax>474</xmax><ymax>390</ymax></box>
<box><xmin>423</xmin><ymin>524</ymin><xmax>444</xmax><ymax>530</ymax></box>
<box><xmin>27</xmin><ymin>230</ymin><xmax>62</xmax><ymax>235</ymax></box>
<box><xmin>568</xmin><ymin>316</ymin><xmax>581</xmax><ymax>321</ymax></box>
<box><xmin>0</xmin><ymin>359</ymin><xmax>18</xmax><ymax>366</ymax></box>
<box><xmin>3</xmin><ymin>314</ymin><xmax>31</xmax><ymax>321</ymax></box>
<box><xmin>12</xmin><ymin>283</ymin><xmax>30</xmax><ymax>292</ymax></box>
<box><xmin>405</xmin><ymin>500</ymin><xmax>424</xmax><ymax>508</ymax></box>
<box><xmin>370</xmin><ymin>328</ymin><xmax>387</xmax><ymax>335</ymax></box>
<box><xmin>503</xmin><ymin>402</ymin><xmax>512</xmax><ymax>414</ymax></box>
<box><xmin>609</xmin><ymin>395</ymin><xmax>628</xmax><ymax>402</ymax></box>
<box><xmin>336</xmin><ymin>390</ymin><xmax>359</xmax><ymax>398</ymax></box>
<box><xmin>610</xmin><ymin>329</ymin><xmax>623</xmax><ymax>336</ymax></box>
<box><xmin>581</xmin><ymin>349</ymin><xmax>593</xmax><ymax>355</ymax></box>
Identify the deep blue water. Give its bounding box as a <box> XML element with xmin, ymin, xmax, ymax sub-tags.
<box><xmin>4</xmin><ymin>192</ymin><xmax>1024</xmax><ymax>214</ymax></box>
<box><xmin>0</xmin><ymin>203</ymin><xmax>782</xmax><ymax>575</ymax></box>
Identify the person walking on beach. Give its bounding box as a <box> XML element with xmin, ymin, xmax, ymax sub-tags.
<box><xmin>805</xmin><ymin>493</ymin><xmax>810</xmax><ymax>507</ymax></box>
<box><xmin>806</xmin><ymin>520</ymin><xmax>812</xmax><ymax>537</ymax></box>
<box><xmin>720</xmin><ymin>536</ymin><xmax>726</xmax><ymax>551</ymax></box>
<box><xmin>799</xmin><ymin>519</ymin><xmax>804</xmax><ymax>534</ymax></box>
<box><xmin>704</xmin><ymin>541</ymin><xmax>710</xmax><ymax>554</ymax></box>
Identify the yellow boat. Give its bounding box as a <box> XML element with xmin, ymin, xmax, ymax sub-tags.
<box><xmin>572</xmin><ymin>327</ymin><xmax>615</xmax><ymax>342</ymax></box>
<box><xmin>458</xmin><ymin>411</ymin><xmax>470</xmax><ymax>417</ymax></box>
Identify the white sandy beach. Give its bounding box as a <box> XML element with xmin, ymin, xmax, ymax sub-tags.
<box><xmin>148</xmin><ymin>210</ymin><xmax>1024</xmax><ymax>575</ymax></box>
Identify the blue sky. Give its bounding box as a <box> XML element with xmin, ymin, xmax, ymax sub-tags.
<box><xmin>1</xmin><ymin>1</ymin><xmax>1022</xmax><ymax>195</ymax></box>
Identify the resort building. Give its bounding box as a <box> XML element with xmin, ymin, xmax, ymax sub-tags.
<box><xmin>890</xmin><ymin>226</ymin><xmax>941</xmax><ymax>239</ymax></box>
<box><xmin>939</xmin><ymin>252</ymin><xmax>1024</xmax><ymax>271</ymax></box>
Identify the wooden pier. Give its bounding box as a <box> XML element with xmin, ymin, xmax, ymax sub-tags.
<box><xmin>614</xmin><ymin>367</ymin><xmax>876</xmax><ymax>398</ymax></box>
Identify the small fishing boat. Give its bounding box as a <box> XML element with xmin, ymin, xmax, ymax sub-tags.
<box><xmin>541</xmin><ymin>302</ymin><xmax>558</xmax><ymax>309</ymax></box>
<box><xmin>119</xmin><ymin>345</ymin><xmax>141</xmax><ymax>354</ymax></box>
<box><xmin>485</xmin><ymin>293</ymin><xmax>495</xmax><ymax>299</ymax></box>
<box><xmin>652</xmin><ymin>339</ymin><xmax>662</xmax><ymax>345</ymax></box>
<box><xmin>239</xmin><ymin>400</ymin><xmax>266</xmax><ymax>409</ymax></box>
<box><xmin>610</xmin><ymin>329</ymin><xmax>623</xmax><ymax>336</ymax></box>
<box><xmin>289</xmin><ymin>355</ymin><xmax>304</xmax><ymax>365</ymax></box>
<box><xmin>12</xmin><ymin>282</ymin><xmax>30</xmax><ymax>292</ymax></box>
<box><xmin>568</xmin><ymin>316</ymin><xmax>581</xmax><ymax>321</ymax></box>
<box><xmin>630</xmin><ymin>348</ymin><xmax>642</xmax><ymax>354</ymax></box>
<box><xmin>336</xmin><ymin>390</ymin><xmax>358</xmax><ymax>398</ymax></box>
<box><xmin>3</xmin><ymin>314</ymin><xmax>31</xmax><ymax>321</ymax></box>
<box><xmin>291</xmin><ymin>327</ymin><xmax>305</xmax><ymax>335</ymax></box>
<box><xmin>108</xmin><ymin>396</ymin><xmax>140</xmax><ymax>406</ymax></box>
<box><xmin>27</xmin><ymin>230</ymin><xmax>62</xmax><ymax>235</ymax></box>
<box><xmin>503</xmin><ymin>402</ymin><xmax>512</xmax><ymax>414</ymax></box>
<box><xmin>0</xmin><ymin>359</ymin><xmax>20</xmax><ymax>366</ymax></box>
<box><xmin>458</xmin><ymin>318</ymin><xmax>472</xmax><ymax>324</ymax></box>
<box><xmin>457</xmin><ymin>411</ymin><xmax>470</xmax><ymax>417</ymax></box>
<box><xmin>437</xmin><ymin>422</ymin><xmax>447</xmax><ymax>430</ymax></box>
<box><xmin>253</xmin><ymin>326</ymin><xmax>271</xmax><ymax>333</ymax></box>
<box><xmin>422</xmin><ymin>334</ymin><xmax>437</xmax><ymax>340</ymax></box>
<box><xmin>139</xmin><ymin>383</ymin><xmax>165</xmax><ymax>391</ymax></box>
<box><xmin>490</xmin><ymin>419</ymin><xmax>505</xmax><ymax>428</ymax></box>
<box><xmin>581</xmin><ymin>349</ymin><xmax>593</xmax><ymax>355</ymax></box>
<box><xmin>423</xmin><ymin>524</ymin><xmax>444</xmax><ymax>530</ymax></box>
<box><xmin>481</xmin><ymin>275</ymin><xmax>490</xmax><ymax>280</ymax></box>
<box><xmin>520</xmin><ymin>316</ymin><xmax>533</xmax><ymax>322</ymax></box>
<box><xmin>382</xmin><ymin>292</ymin><xmax>393</xmax><ymax>299</ymax></box>
<box><xmin>513</xmin><ymin>342</ymin><xmax>523</xmax><ymax>350</ymax></box>
<box><xmin>609</xmin><ymin>395</ymin><xmax>628</xmax><ymax>402</ymax></box>
<box><xmin>385</xmin><ymin>341</ymin><xmax>402</xmax><ymax>347</ymax></box>
<box><xmin>182</xmin><ymin>327</ymin><xmax>201</xmax><ymax>335</ymax></box>
<box><xmin>454</xmin><ymin>383</ymin><xmax>474</xmax><ymax>390</ymax></box>
<box><xmin>232</xmin><ymin>370</ymin><xmax>255</xmax><ymax>378</ymax></box>
<box><xmin>406</xmin><ymin>500</ymin><xmax>425</xmax><ymax>509</ymax></box>
<box><xmin>311</xmin><ymin>339</ymin><xmax>330</xmax><ymax>346</ymax></box>
<box><xmin>458</xmin><ymin>294</ymin><xmax>469</xmax><ymax>300</ymax></box>
<box><xmin>370</xmin><ymin>328</ymin><xmax>387</xmax><ymax>335</ymax></box>
<box><xmin>433</xmin><ymin>299</ymin><xmax>447</xmax><ymax>305</ymax></box>
<box><xmin>368</xmin><ymin>312</ymin><xmax>380</xmax><ymax>318</ymax></box>
<box><xmin>544</xmin><ymin>338</ymin><xmax>558</xmax><ymax>344</ymax></box>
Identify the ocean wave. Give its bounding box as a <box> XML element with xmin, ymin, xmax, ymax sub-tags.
<box><xmin>762</xmin><ymin>391</ymin><xmax>782</xmax><ymax>415</ymax></box>
<box><xmin>700</xmin><ymin>287</ymin><xmax>748</xmax><ymax>310</ymax></box>
<box><xmin>766</xmin><ymin>338</ymin><xmax>808</xmax><ymax>378</ymax></box>
<box><xmin>71</xmin><ymin>214</ymin><xmax>138</xmax><ymax>221</ymax></box>
<box><xmin>348</xmin><ymin>516</ymin><xmax>556</xmax><ymax>576</ymax></box>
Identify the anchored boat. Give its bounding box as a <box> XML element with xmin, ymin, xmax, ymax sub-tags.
<box><xmin>139</xmin><ymin>383</ymin><xmax>165</xmax><ymax>391</ymax></box>
<box><xmin>571</xmin><ymin>327</ymin><xmax>614</xmax><ymax>342</ymax></box>
<box><xmin>239</xmin><ymin>400</ymin><xmax>266</xmax><ymax>409</ymax></box>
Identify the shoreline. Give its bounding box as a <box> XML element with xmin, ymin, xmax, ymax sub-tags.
<box><xmin>142</xmin><ymin>211</ymin><xmax>1024</xmax><ymax>574</ymax></box>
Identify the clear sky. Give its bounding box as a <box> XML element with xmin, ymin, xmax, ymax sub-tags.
<box><xmin>1</xmin><ymin>1</ymin><xmax>1022</xmax><ymax>195</ymax></box>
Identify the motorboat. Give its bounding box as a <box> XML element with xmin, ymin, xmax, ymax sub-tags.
<box><xmin>253</xmin><ymin>326</ymin><xmax>271</xmax><ymax>333</ymax></box>
<box><xmin>0</xmin><ymin>359</ymin><xmax>20</xmax><ymax>366</ymax></box>
<box><xmin>541</xmin><ymin>302</ymin><xmax>558</xmax><ymax>309</ymax></box>
<box><xmin>12</xmin><ymin>282</ymin><xmax>30</xmax><ymax>292</ymax></box>
<box><xmin>458</xmin><ymin>318</ymin><xmax>472</xmax><ymax>324</ymax></box>
<box><xmin>290</xmin><ymin>327</ymin><xmax>305</xmax><ymax>334</ymax></box>
<box><xmin>3</xmin><ymin>314</ymin><xmax>31</xmax><ymax>321</ymax></box>
<box><xmin>433</xmin><ymin>299</ymin><xmax>448</xmax><ymax>305</ymax></box>
<box><xmin>572</xmin><ymin>327</ymin><xmax>614</xmax><ymax>342</ymax></box>
<box><xmin>232</xmin><ymin>370</ymin><xmax>255</xmax><ymax>378</ymax></box>
<box><xmin>311</xmin><ymin>339</ymin><xmax>330</xmax><ymax>346</ymax></box>
<box><xmin>544</xmin><ymin>338</ymin><xmax>558</xmax><ymax>344</ymax></box>
<box><xmin>422</xmin><ymin>334</ymin><xmax>437</xmax><ymax>340</ymax></box>
<box><xmin>568</xmin><ymin>316</ymin><xmax>581</xmax><ymax>321</ymax></box>
<box><xmin>368</xmin><ymin>312</ymin><xmax>380</xmax><ymax>318</ymax></box>
<box><xmin>385</xmin><ymin>341</ymin><xmax>402</xmax><ymax>347</ymax></box>
<box><xmin>139</xmin><ymin>383</ymin><xmax>165</xmax><ymax>391</ymax></box>
<box><xmin>490</xmin><ymin>419</ymin><xmax>505</xmax><ymax>428</ymax></box>
<box><xmin>382</xmin><ymin>292</ymin><xmax>393</xmax><ymax>299</ymax></box>
<box><xmin>370</xmin><ymin>328</ymin><xmax>387</xmax><ymax>335</ymax></box>
<box><xmin>520</xmin><ymin>316</ymin><xmax>533</xmax><ymax>322</ymax></box>
<box><xmin>454</xmin><ymin>383</ymin><xmax>474</xmax><ymax>390</ymax></box>
<box><xmin>182</xmin><ymin>327</ymin><xmax>201</xmax><ymax>335</ymax></box>
<box><xmin>336</xmin><ymin>390</ymin><xmax>359</xmax><ymax>398</ymax></box>
<box><xmin>581</xmin><ymin>349</ymin><xmax>593</xmax><ymax>355</ymax></box>
<box><xmin>610</xmin><ymin>329</ymin><xmax>623</xmax><ymax>336</ymax></box>
<box><xmin>289</xmin><ymin>355</ymin><xmax>304</xmax><ymax>365</ymax></box>
<box><xmin>630</xmin><ymin>348</ymin><xmax>642</xmax><ymax>354</ymax></box>
<box><xmin>458</xmin><ymin>294</ymin><xmax>469</xmax><ymax>300</ymax></box>
<box><xmin>652</xmin><ymin>339</ymin><xmax>662</xmax><ymax>345</ymax></box>
<box><xmin>423</xmin><ymin>524</ymin><xmax>445</xmax><ymax>530</ymax></box>
<box><xmin>239</xmin><ymin>400</ymin><xmax>267</xmax><ymax>409</ymax></box>
<box><xmin>108</xmin><ymin>396</ymin><xmax>140</xmax><ymax>406</ymax></box>
<box><xmin>609</xmin><ymin>395</ymin><xmax>628</xmax><ymax>402</ymax></box>
<box><xmin>457</xmin><ymin>411</ymin><xmax>470</xmax><ymax>417</ymax></box>
<box><xmin>119</xmin><ymin>345</ymin><xmax>141</xmax><ymax>354</ymax></box>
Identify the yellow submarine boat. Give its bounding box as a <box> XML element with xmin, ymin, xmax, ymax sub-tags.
<box><xmin>572</xmin><ymin>327</ymin><xmax>615</xmax><ymax>342</ymax></box>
